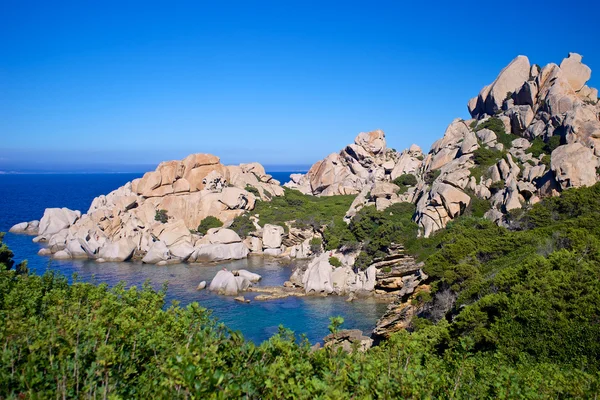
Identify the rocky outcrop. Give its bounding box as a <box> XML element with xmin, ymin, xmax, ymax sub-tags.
<box><xmin>9</xmin><ymin>220</ymin><xmax>39</xmax><ymax>235</ymax></box>
<box><xmin>468</xmin><ymin>55</ymin><xmax>531</xmax><ymax>117</ymax></box>
<box><xmin>285</xmin><ymin>130</ymin><xmax>406</xmax><ymax>196</ymax></box>
<box><xmin>18</xmin><ymin>155</ymin><xmax>283</xmax><ymax>263</ymax></box>
<box><xmin>372</xmin><ymin>285</ymin><xmax>431</xmax><ymax>340</ymax></box>
<box><xmin>290</xmin><ymin>253</ymin><xmax>378</xmax><ymax>295</ymax></box>
<box><xmin>404</xmin><ymin>53</ymin><xmax>599</xmax><ymax>236</ymax></box>
<box><xmin>208</xmin><ymin>269</ymin><xmax>262</xmax><ymax>295</ymax></box>
<box><xmin>550</xmin><ymin>143</ymin><xmax>599</xmax><ymax>189</ymax></box>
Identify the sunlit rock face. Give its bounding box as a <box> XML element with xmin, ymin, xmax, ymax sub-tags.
<box><xmin>24</xmin><ymin>154</ymin><xmax>284</xmax><ymax>263</ymax></box>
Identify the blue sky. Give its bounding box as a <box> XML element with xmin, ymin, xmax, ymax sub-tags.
<box><xmin>1</xmin><ymin>0</ymin><xmax>598</xmax><ymax>171</ymax></box>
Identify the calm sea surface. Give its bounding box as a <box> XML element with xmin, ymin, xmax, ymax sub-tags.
<box><xmin>0</xmin><ymin>172</ymin><xmax>387</xmax><ymax>343</ymax></box>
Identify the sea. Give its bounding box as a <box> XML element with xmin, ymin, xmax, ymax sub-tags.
<box><xmin>0</xmin><ymin>172</ymin><xmax>387</xmax><ymax>344</ymax></box>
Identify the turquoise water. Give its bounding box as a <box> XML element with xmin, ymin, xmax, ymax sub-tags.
<box><xmin>0</xmin><ymin>172</ymin><xmax>387</xmax><ymax>344</ymax></box>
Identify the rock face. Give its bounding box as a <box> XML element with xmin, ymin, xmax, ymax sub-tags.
<box><xmin>20</xmin><ymin>155</ymin><xmax>283</xmax><ymax>263</ymax></box>
<box><xmin>289</xmin><ymin>53</ymin><xmax>598</xmax><ymax>239</ymax></box>
<box><xmin>285</xmin><ymin>130</ymin><xmax>403</xmax><ymax>196</ymax></box>
<box><xmin>551</xmin><ymin>143</ymin><xmax>599</xmax><ymax>189</ymax></box>
<box><xmin>9</xmin><ymin>220</ymin><xmax>39</xmax><ymax>235</ymax></box>
<box><xmin>397</xmin><ymin>53</ymin><xmax>598</xmax><ymax>237</ymax></box>
<box><xmin>208</xmin><ymin>270</ymin><xmax>252</xmax><ymax>296</ymax></box>
<box><xmin>290</xmin><ymin>252</ymin><xmax>384</xmax><ymax>295</ymax></box>
<box><xmin>469</xmin><ymin>55</ymin><xmax>531</xmax><ymax>116</ymax></box>
<box><xmin>38</xmin><ymin>208</ymin><xmax>81</xmax><ymax>237</ymax></box>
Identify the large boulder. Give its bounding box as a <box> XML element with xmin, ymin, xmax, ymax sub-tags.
<box><xmin>201</xmin><ymin>228</ymin><xmax>242</xmax><ymax>244</ymax></box>
<box><xmin>142</xmin><ymin>240</ymin><xmax>170</xmax><ymax>264</ymax></box>
<box><xmin>560</xmin><ymin>53</ymin><xmax>591</xmax><ymax>91</ymax></box>
<box><xmin>550</xmin><ymin>143</ymin><xmax>598</xmax><ymax>189</ymax></box>
<box><xmin>9</xmin><ymin>220</ymin><xmax>39</xmax><ymax>235</ymax></box>
<box><xmin>209</xmin><ymin>270</ymin><xmax>249</xmax><ymax>296</ymax></box>
<box><xmin>38</xmin><ymin>208</ymin><xmax>81</xmax><ymax>237</ymax></box>
<box><xmin>469</xmin><ymin>55</ymin><xmax>531</xmax><ymax>117</ymax></box>
<box><xmin>234</xmin><ymin>269</ymin><xmax>262</xmax><ymax>283</ymax></box>
<box><xmin>191</xmin><ymin>242</ymin><xmax>249</xmax><ymax>263</ymax></box>
<box><xmin>98</xmin><ymin>237</ymin><xmax>137</xmax><ymax>262</ymax></box>
<box><xmin>303</xmin><ymin>255</ymin><xmax>334</xmax><ymax>294</ymax></box>
<box><xmin>262</xmin><ymin>224</ymin><xmax>285</xmax><ymax>249</ymax></box>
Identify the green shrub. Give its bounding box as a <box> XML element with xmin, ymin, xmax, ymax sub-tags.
<box><xmin>354</xmin><ymin>251</ymin><xmax>373</xmax><ymax>271</ymax></box>
<box><xmin>472</xmin><ymin>146</ymin><xmax>503</xmax><ymax>167</ymax></box>
<box><xmin>541</xmin><ymin>154</ymin><xmax>551</xmax><ymax>166</ymax></box>
<box><xmin>466</xmin><ymin>196</ymin><xmax>492</xmax><ymax>218</ymax></box>
<box><xmin>245</xmin><ymin>185</ymin><xmax>260</xmax><ymax>196</ymax></box>
<box><xmin>469</xmin><ymin>120</ymin><xmax>477</xmax><ymax>129</ymax></box>
<box><xmin>155</xmin><ymin>209</ymin><xmax>168</xmax><ymax>223</ymax></box>
<box><xmin>526</xmin><ymin>135</ymin><xmax>562</xmax><ymax>158</ymax></box>
<box><xmin>393</xmin><ymin>174</ymin><xmax>418</xmax><ymax>187</ymax></box>
<box><xmin>489</xmin><ymin>180</ymin><xmax>505</xmax><ymax>193</ymax></box>
<box><xmin>424</xmin><ymin>169</ymin><xmax>441</xmax><ymax>185</ymax></box>
<box><xmin>474</xmin><ymin>117</ymin><xmax>518</xmax><ymax>148</ymax></box>
<box><xmin>309</xmin><ymin>237</ymin><xmax>323</xmax><ymax>255</ymax></box>
<box><xmin>328</xmin><ymin>256</ymin><xmax>342</xmax><ymax>267</ymax></box>
<box><xmin>323</xmin><ymin>217</ymin><xmax>357</xmax><ymax>251</ymax></box>
<box><xmin>197</xmin><ymin>216</ymin><xmax>223</xmax><ymax>235</ymax></box>
<box><xmin>229</xmin><ymin>214</ymin><xmax>256</xmax><ymax>237</ymax></box>
<box><xmin>328</xmin><ymin>316</ymin><xmax>344</xmax><ymax>334</ymax></box>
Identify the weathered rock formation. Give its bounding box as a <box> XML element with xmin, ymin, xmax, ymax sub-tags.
<box><xmin>292</xmin><ymin>53</ymin><xmax>600</xmax><ymax>237</ymax></box>
<box><xmin>285</xmin><ymin>130</ymin><xmax>405</xmax><ymax>196</ymax></box>
<box><xmin>18</xmin><ymin>155</ymin><xmax>284</xmax><ymax>263</ymax></box>
<box><xmin>289</xmin><ymin>253</ymin><xmax>377</xmax><ymax>295</ymax></box>
<box><xmin>208</xmin><ymin>269</ymin><xmax>262</xmax><ymax>296</ymax></box>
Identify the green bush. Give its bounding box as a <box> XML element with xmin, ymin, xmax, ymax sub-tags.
<box><xmin>322</xmin><ymin>217</ymin><xmax>358</xmax><ymax>251</ymax></box>
<box><xmin>155</xmin><ymin>209</ymin><xmax>168</xmax><ymax>223</ymax></box>
<box><xmin>472</xmin><ymin>146</ymin><xmax>503</xmax><ymax>166</ymax></box>
<box><xmin>392</xmin><ymin>174</ymin><xmax>418</xmax><ymax>187</ymax></box>
<box><xmin>309</xmin><ymin>237</ymin><xmax>322</xmax><ymax>255</ymax></box>
<box><xmin>393</xmin><ymin>174</ymin><xmax>418</xmax><ymax>194</ymax></box>
<box><xmin>197</xmin><ymin>216</ymin><xmax>223</xmax><ymax>235</ymax></box>
<box><xmin>229</xmin><ymin>214</ymin><xmax>256</xmax><ymax>237</ymax></box>
<box><xmin>411</xmin><ymin>183</ymin><xmax>600</xmax><ymax>371</ymax></box>
<box><xmin>354</xmin><ymin>251</ymin><xmax>373</xmax><ymax>271</ymax></box>
<box><xmin>424</xmin><ymin>169</ymin><xmax>441</xmax><ymax>185</ymax></box>
<box><xmin>526</xmin><ymin>135</ymin><xmax>562</xmax><ymax>158</ymax></box>
<box><xmin>328</xmin><ymin>256</ymin><xmax>342</xmax><ymax>267</ymax></box>
<box><xmin>489</xmin><ymin>180</ymin><xmax>505</xmax><ymax>193</ymax></box>
<box><xmin>541</xmin><ymin>154</ymin><xmax>551</xmax><ymax>166</ymax></box>
<box><xmin>245</xmin><ymin>185</ymin><xmax>260</xmax><ymax>196</ymax></box>
<box><xmin>465</xmin><ymin>196</ymin><xmax>492</xmax><ymax>218</ymax></box>
<box><xmin>474</xmin><ymin>117</ymin><xmax>518</xmax><ymax>148</ymax></box>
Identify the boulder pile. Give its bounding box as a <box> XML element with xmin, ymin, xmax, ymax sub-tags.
<box><xmin>289</xmin><ymin>53</ymin><xmax>600</xmax><ymax>237</ymax></box>
<box><xmin>11</xmin><ymin>155</ymin><xmax>284</xmax><ymax>263</ymax></box>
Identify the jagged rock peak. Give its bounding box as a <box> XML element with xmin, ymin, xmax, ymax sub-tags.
<box><xmin>285</xmin><ymin>129</ymin><xmax>413</xmax><ymax>196</ymax></box>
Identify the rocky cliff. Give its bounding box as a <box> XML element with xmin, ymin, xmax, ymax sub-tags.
<box><xmin>288</xmin><ymin>52</ymin><xmax>600</xmax><ymax>237</ymax></box>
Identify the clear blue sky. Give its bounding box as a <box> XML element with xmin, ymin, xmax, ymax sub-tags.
<box><xmin>1</xmin><ymin>0</ymin><xmax>598</xmax><ymax>171</ymax></box>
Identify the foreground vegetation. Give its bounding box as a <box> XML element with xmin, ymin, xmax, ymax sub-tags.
<box><xmin>2</xmin><ymin>184</ymin><xmax>600</xmax><ymax>398</ymax></box>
